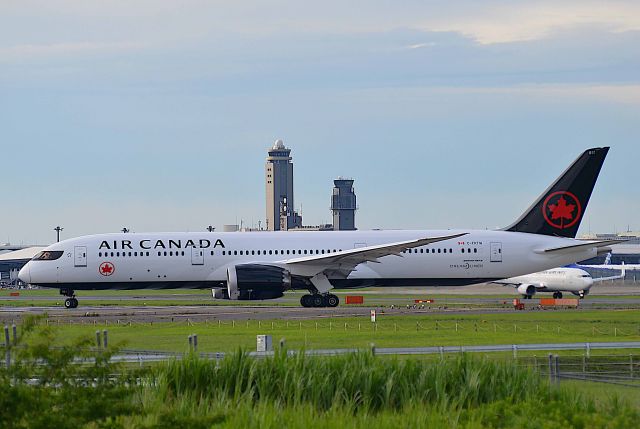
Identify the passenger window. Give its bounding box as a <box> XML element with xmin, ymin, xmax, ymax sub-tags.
<box><xmin>304</xmin><ymin>250</ymin><xmax>308</xmax><ymax>254</ymax></box>
<box><xmin>252</xmin><ymin>250</ymin><xmax>255</xmax><ymax>255</ymax></box>
<box><xmin>99</xmin><ymin>252</ymin><xmax>102</xmax><ymax>257</ymax></box>
<box><xmin>461</xmin><ymin>249</ymin><xmax>465</xmax><ymax>253</ymax></box>
<box><xmin>474</xmin><ymin>248</ymin><xmax>477</xmax><ymax>253</ymax></box>
<box><xmin>164</xmin><ymin>251</ymin><xmax>167</xmax><ymax>256</ymax></box>
<box><xmin>269</xmin><ymin>250</ymin><xmax>273</xmax><ymax>255</ymax></box>
<box><xmin>146</xmin><ymin>252</ymin><xmax>150</xmax><ymax>256</ymax></box>
<box><xmin>438</xmin><ymin>249</ymin><xmax>441</xmax><ymax>253</ymax></box>
<box><xmin>182</xmin><ymin>251</ymin><xmax>184</xmax><ymax>256</ymax></box>
<box><xmin>234</xmin><ymin>251</ymin><xmax>238</xmax><ymax>255</ymax></box>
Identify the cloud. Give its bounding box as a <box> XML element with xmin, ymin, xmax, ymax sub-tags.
<box><xmin>423</xmin><ymin>2</ymin><xmax>640</xmax><ymax>44</ymax></box>
<box><xmin>0</xmin><ymin>42</ymin><xmax>145</xmax><ymax>63</ymax></box>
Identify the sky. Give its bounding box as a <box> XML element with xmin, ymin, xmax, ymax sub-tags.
<box><xmin>1</xmin><ymin>1</ymin><xmax>639</xmax><ymax>244</ymax></box>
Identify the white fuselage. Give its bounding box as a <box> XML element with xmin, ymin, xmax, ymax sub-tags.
<box><xmin>19</xmin><ymin>229</ymin><xmax>599</xmax><ymax>290</ymax></box>
<box><xmin>506</xmin><ymin>267</ymin><xmax>594</xmax><ymax>294</ymax></box>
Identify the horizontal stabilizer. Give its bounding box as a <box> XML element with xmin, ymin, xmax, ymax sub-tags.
<box><xmin>535</xmin><ymin>239</ymin><xmax>622</xmax><ymax>254</ymax></box>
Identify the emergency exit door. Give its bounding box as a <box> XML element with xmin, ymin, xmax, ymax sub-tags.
<box><xmin>191</xmin><ymin>248</ymin><xmax>204</xmax><ymax>265</ymax></box>
<box><xmin>74</xmin><ymin>246</ymin><xmax>87</xmax><ymax>267</ymax></box>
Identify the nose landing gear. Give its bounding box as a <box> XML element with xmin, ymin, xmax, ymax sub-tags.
<box><xmin>60</xmin><ymin>288</ymin><xmax>78</xmax><ymax>309</ymax></box>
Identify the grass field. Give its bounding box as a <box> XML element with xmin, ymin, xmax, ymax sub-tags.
<box><xmin>27</xmin><ymin>309</ymin><xmax>640</xmax><ymax>353</ymax></box>
<box><xmin>2</xmin><ymin>323</ymin><xmax>639</xmax><ymax>429</ymax></box>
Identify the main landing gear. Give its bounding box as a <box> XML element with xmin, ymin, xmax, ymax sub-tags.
<box><xmin>60</xmin><ymin>288</ymin><xmax>78</xmax><ymax>309</ymax></box>
<box><xmin>300</xmin><ymin>293</ymin><xmax>339</xmax><ymax>308</ymax></box>
<box><xmin>552</xmin><ymin>292</ymin><xmax>563</xmax><ymax>299</ymax></box>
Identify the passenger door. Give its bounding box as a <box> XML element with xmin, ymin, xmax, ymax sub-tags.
<box><xmin>191</xmin><ymin>247</ymin><xmax>204</xmax><ymax>265</ymax></box>
<box><xmin>490</xmin><ymin>242</ymin><xmax>502</xmax><ymax>262</ymax></box>
<box><xmin>74</xmin><ymin>246</ymin><xmax>87</xmax><ymax>267</ymax></box>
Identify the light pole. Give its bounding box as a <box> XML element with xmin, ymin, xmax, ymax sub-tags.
<box><xmin>54</xmin><ymin>226</ymin><xmax>63</xmax><ymax>242</ymax></box>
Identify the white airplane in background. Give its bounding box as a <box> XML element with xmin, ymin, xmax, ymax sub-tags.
<box><xmin>20</xmin><ymin>147</ymin><xmax>616</xmax><ymax>309</ymax></box>
<box><xmin>492</xmin><ymin>265</ymin><xmax>626</xmax><ymax>299</ymax></box>
<box><xmin>580</xmin><ymin>252</ymin><xmax>640</xmax><ymax>271</ymax></box>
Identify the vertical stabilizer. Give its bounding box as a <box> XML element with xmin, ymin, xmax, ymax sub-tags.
<box><xmin>505</xmin><ymin>147</ymin><xmax>609</xmax><ymax>238</ymax></box>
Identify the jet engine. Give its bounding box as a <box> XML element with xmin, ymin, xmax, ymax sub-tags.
<box><xmin>212</xmin><ymin>264</ymin><xmax>292</xmax><ymax>301</ymax></box>
<box><xmin>516</xmin><ymin>284</ymin><xmax>536</xmax><ymax>298</ymax></box>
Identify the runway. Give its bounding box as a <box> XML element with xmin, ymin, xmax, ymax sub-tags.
<box><xmin>1</xmin><ymin>282</ymin><xmax>638</xmax><ymax>324</ymax></box>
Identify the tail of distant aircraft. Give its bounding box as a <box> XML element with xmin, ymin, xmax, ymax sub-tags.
<box><xmin>505</xmin><ymin>147</ymin><xmax>609</xmax><ymax>238</ymax></box>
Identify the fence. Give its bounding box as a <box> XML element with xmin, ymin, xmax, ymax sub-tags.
<box><xmin>11</xmin><ymin>318</ymin><xmax>638</xmax><ymax>338</ymax></box>
<box><xmin>534</xmin><ymin>353</ymin><xmax>640</xmax><ymax>388</ymax></box>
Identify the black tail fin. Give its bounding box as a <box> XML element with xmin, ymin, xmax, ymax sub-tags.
<box><xmin>505</xmin><ymin>147</ymin><xmax>609</xmax><ymax>238</ymax></box>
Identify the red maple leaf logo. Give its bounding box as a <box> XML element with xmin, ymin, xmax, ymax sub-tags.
<box><xmin>99</xmin><ymin>262</ymin><xmax>114</xmax><ymax>276</ymax></box>
<box><xmin>542</xmin><ymin>191</ymin><xmax>582</xmax><ymax>229</ymax></box>
<box><xmin>548</xmin><ymin>196</ymin><xmax>575</xmax><ymax>224</ymax></box>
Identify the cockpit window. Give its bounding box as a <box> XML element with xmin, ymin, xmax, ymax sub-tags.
<box><xmin>32</xmin><ymin>251</ymin><xmax>64</xmax><ymax>261</ymax></box>
<box><xmin>581</xmin><ymin>275</ymin><xmax>591</xmax><ymax>278</ymax></box>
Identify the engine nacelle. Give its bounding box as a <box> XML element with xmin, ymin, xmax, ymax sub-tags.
<box><xmin>223</xmin><ymin>264</ymin><xmax>291</xmax><ymax>301</ymax></box>
<box><xmin>516</xmin><ymin>284</ymin><xmax>536</xmax><ymax>297</ymax></box>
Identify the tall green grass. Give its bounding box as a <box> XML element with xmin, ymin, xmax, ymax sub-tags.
<box><xmin>2</xmin><ymin>319</ymin><xmax>639</xmax><ymax>428</ymax></box>
<box><xmin>156</xmin><ymin>351</ymin><xmax>544</xmax><ymax>411</ymax></box>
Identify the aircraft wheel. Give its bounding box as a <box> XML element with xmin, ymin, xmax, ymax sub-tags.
<box><xmin>326</xmin><ymin>294</ymin><xmax>339</xmax><ymax>307</ymax></box>
<box><xmin>311</xmin><ymin>294</ymin><xmax>325</xmax><ymax>307</ymax></box>
<box><xmin>64</xmin><ymin>298</ymin><xmax>74</xmax><ymax>309</ymax></box>
<box><xmin>557</xmin><ymin>292</ymin><xmax>563</xmax><ymax>299</ymax></box>
<box><xmin>300</xmin><ymin>295</ymin><xmax>313</xmax><ymax>308</ymax></box>
<box><xmin>71</xmin><ymin>298</ymin><xmax>79</xmax><ymax>308</ymax></box>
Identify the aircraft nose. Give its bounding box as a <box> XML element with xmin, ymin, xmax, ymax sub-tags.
<box><xmin>18</xmin><ymin>263</ymin><xmax>31</xmax><ymax>284</ymax></box>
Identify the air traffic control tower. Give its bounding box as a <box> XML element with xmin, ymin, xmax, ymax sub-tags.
<box><xmin>266</xmin><ymin>140</ymin><xmax>300</xmax><ymax>231</ymax></box>
<box><xmin>331</xmin><ymin>178</ymin><xmax>357</xmax><ymax>230</ymax></box>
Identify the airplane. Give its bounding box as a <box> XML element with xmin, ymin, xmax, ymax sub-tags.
<box><xmin>492</xmin><ymin>264</ymin><xmax>626</xmax><ymax>299</ymax></box>
<box><xmin>19</xmin><ymin>147</ymin><xmax>616</xmax><ymax>309</ymax></box>
<box><xmin>579</xmin><ymin>252</ymin><xmax>640</xmax><ymax>271</ymax></box>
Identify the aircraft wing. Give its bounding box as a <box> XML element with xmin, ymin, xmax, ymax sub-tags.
<box><xmin>282</xmin><ymin>232</ymin><xmax>467</xmax><ymax>278</ymax></box>
<box><xmin>488</xmin><ymin>279</ymin><xmax>522</xmax><ymax>287</ymax></box>
<box><xmin>591</xmin><ymin>264</ymin><xmax>626</xmax><ymax>283</ymax></box>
